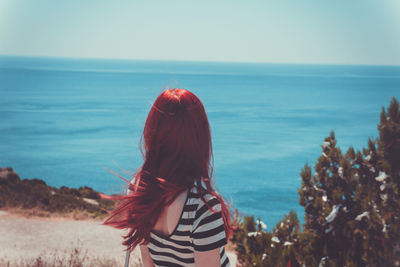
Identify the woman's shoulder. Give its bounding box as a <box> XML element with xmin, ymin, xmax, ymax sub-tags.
<box><xmin>188</xmin><ymin>186</ymin><xmax>220</xmax><ymax>202</ymax></box>
<box><xmin>187</xmin><ymin>186</ymin><xmax>222</xmax><ymax>215</ymax></box>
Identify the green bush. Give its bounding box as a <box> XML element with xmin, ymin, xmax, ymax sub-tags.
<box><xmin>78</xmin><ymin>186</ymin><xmax>101</xmax><ymax>199</ymax></box>
<box><xmin>231</xmin><ymin>97</ymin><xmax>400</xmax><ymax>266</ymax></box>
<box><xmin>0</xmin><ymin>171</ymin><xmax>114</xmax><ymax>219</ymax></box>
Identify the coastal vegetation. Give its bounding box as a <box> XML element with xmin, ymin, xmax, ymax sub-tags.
<box><xmin>231</xmin><ymin>97</ymin><xmax>400</xmax><ymax>266</ymax></box>
<box><xmin>0</xmin><ymin>168</ymin><xmax>114</xmax><ymax>220</ymax></box>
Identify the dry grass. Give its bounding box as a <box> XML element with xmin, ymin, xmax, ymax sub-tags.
<box><xmin>0</xmin><ymin>241</ymin><xmax>141</xmax><ymax>267</ymax></box>
<box><xmin>1</xmin><ymin>206</ymin><xmax>106</xmax><ymax>221</ymax></box>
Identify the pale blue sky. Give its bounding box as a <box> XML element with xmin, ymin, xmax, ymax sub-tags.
<box><xmin>0</xmin><ymin>0</ymin><xmax>399</xmax><ymax>65</ymax></box>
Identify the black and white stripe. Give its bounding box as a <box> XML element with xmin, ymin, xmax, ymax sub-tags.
<box><xmin>147</xmin><ymin>187</ymin><xmax>230</xmax><ymax>267</ymax></box>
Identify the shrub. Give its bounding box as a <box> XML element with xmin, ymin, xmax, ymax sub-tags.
<box><xmin>231</xmin><ymin>97</ymin><xmax>400</xmax><ymax>266</ymax></box>
<box><xmin>0</xmin><ymin>171</ymin><xmax>115</xmax><ymax>219</ymax></box>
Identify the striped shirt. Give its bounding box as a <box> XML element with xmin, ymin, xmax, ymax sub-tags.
<box><xmin>147</xmin><ymin>187</ymin><xmax>230</xmax><ymax>267</ymax></box>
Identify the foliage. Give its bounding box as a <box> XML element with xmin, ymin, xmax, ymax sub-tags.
<box><xmin>0</xmin><ymin>169</ymin><xmax>114</xmax><ymax>219</ymax></box>
<box><xmin>231</xmin><ymin>97</ymin><xmax>400</xmax><ymax>266</ymax></box>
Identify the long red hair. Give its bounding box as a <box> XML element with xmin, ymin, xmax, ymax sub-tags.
<box><xmin>103</xmin><ymin>88</ymin><xmax>232</xmax><ymax>250</ymax></box>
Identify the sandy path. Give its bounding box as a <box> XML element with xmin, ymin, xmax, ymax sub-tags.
<box><xmin>0</xmin><ymin>210</ymin><xmax>139</xmax><ymax>266</ymax></box>
<box><xmin>0</xmin><ymin>210</ymin><xmax>237</xmax><ymax>266</ymax></box>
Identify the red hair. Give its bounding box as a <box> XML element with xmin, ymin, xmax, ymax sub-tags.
<box><xmin>103</xmin><ymin>88</ymin><xmax>232</xmax><ymax>250</ymax></box>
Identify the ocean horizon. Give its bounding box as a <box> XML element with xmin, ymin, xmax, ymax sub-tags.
<box><xmin>1</xmin><ymin>55</ymin><xmax>399</xmax><ymax>229</ymax></box>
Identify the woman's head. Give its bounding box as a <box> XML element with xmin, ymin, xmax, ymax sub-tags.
<box><xmin>142</xmin><ymin>89</ymin><xmax>212</xmax><ymax>187</ymax></box>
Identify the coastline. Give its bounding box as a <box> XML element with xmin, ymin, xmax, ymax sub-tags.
<box><xmin>0</xmin><ymin>167</ymin><xmax>237</xmax><ymax>266</ymax></box>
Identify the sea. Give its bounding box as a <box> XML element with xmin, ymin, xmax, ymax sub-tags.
<box><xmin>1</xmin><ymin>55</ymin><xmax>399</xmax><ymax>229</ymax></box>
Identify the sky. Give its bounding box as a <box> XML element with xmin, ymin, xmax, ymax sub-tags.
<box><xmin>0</xmin><ymin>0</ymin><xmax>399</xmax><ymax>65</ymax></box>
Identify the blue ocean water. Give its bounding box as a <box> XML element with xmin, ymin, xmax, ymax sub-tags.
<box><xmin>1</xmin><ymin>55</ymin><xmax>399</xmax><ymax>229</ymax></box>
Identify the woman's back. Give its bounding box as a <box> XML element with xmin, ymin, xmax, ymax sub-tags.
<box><xmin>152</xmin><ymin>189</ymin><xmax>189</xmax><ymax>237</ymax></box>
<box><xmin>143</xmin><ymin>186</ymin><xmax>230</xmax><ymax>267</ymax></box>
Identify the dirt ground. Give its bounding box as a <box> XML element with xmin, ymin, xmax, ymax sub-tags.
<box><xmin>0</xmin><ymin>210</ymin><xmax>237</xmax><ymax>266</ymax></box>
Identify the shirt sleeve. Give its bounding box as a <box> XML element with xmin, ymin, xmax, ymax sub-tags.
<box><xmin>191</xmin><ymin>196</ymin><xmax>227</xmax><ymax>252</ymax></box>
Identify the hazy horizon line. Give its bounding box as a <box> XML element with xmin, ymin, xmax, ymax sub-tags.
<box><xmin>2</xmin><ymin>54</ymin><xmax>400</xmax><ymax>68</ymax></box>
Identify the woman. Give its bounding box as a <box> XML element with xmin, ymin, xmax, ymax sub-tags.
<box><xmin>104</xmin><ymin>89</ymin><xmax>232</xmax><ymax>267</ymax></box>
